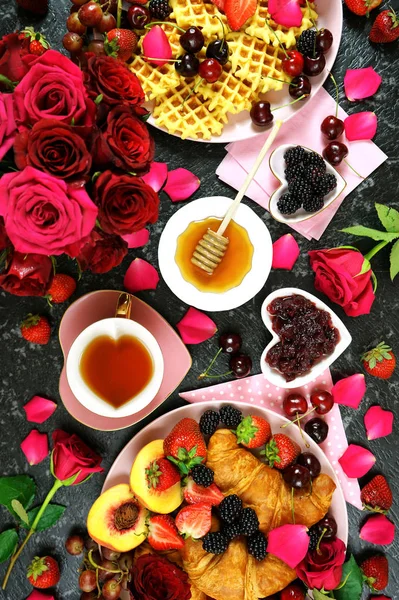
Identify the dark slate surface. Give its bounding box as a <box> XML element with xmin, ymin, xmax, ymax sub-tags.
<box><xmin>0</xmin><ymin>1</ymin><xmax>398</xmax><ymax>598</ymax></box>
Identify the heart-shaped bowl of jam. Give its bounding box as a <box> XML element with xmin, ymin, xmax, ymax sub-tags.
<box><xmin>260</xmin><ymin>288</ymin><xmax>351</xmax><ymax>388</ymax></box>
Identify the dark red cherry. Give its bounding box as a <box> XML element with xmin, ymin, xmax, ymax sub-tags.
<box><xmin>282</xmin><ymin>50</ymin><xmax>304</xmax><ymax>77</ymax></box>
<box><xmin>316</xmin><ymin>28</ymin><xmax>333</xmax><ymax>53</ymax></box>
<box><xmin>310</xmin><ymin>390</ymin><xmax>334</xmax><ymax>415</ymax></box>
<box><xmin>322</xmin><ymin>141</ymin><xmax>348</xmax><ymax>166</ymax></box>
<box><xmin>303</xmin><ymin>52</ymin><xmax>326</xmax><ymax>77</ymax></box>
<box><xmin>230</xmin><ymin>354</ymin><xmax>252</xmax><ymax>378</ymax></box>
<box><xmin>180</xmin><ymin>26</ymin><xmax>204</xmax><ymax>53</ymax></box>
<box><xmin>297</xmin><ymin>452</ymin><xmax>321</xmax><ymax>478</ymax></box>
<box><xmin>199</xmin><ymin>58</ymin><xmax>222</xmax><ymax>83</ymax></box>
<box><xmin>250</xmin><ymin>101</ymin><xmax>273</xmax><ymax>127</ymax></box>
<box><xmin>283</xmin><ymin>393</ymin><xmax>308</xmax><ymax>418</ymax></box>
<box><xmin>127</xmin><ymin>5</ymin><xmax>151</xmax><ymax>28</ymax></box>
<box><xmin>280</xmin><ymin>583</ymin><xmax>306</xmax><ymax>600</ymax></box>
<box><xmin>316</xmin><ymin>515</ymin><xmax>337</xmax><ymax>539</ymax></box>
<box><xmin>175</xmin><ymin>53</ymin><xmax>200</xmax><ymax>78</ymax></box>
<box><xmin>219</xmin><ymin>333</ymin><xmax>242</xmax><ymax>354</ymax></box>
<box><xmin>283</xmin><ymin>464</ymin><xmax>311</xmax><ymax>489</ymax></box>
<box><xmin>289</xmin><ymin>75</ymin><xmax>311</xmax><ymax>100</ymax></box>
<box><xmin>206</xmin><ymin>39</ymin><xmax>229</xmax><ymax>65</ymax></box>
<box><xmin>320</xmin><ymin>115</ymin><xmax>344</xmax><ymax>140</ymax></box>
<box><xmin>304</xmin><ymin>418</ymin><xmax>329</xmax><ymax>444</ymax></box>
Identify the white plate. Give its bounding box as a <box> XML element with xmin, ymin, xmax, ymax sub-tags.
<box><xmin>158</xmin><ymin>196</ymin><xmax>273</xmax><ymax>311</ymax></box>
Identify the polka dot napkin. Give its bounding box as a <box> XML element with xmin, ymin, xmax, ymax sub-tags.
<box><xmin>180</xmin><ymin>368</ymin><xmax>362</xmax><ymax>509</ymax></box>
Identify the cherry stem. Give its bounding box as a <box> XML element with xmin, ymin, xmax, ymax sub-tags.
<box><xmin>265</xmin><ymin>21</ymin><xmax>288</xmax><ymax>58</ymax></box>
<box><xmin>88</xmin><ymin>549</ymin><xmax>124</xmax><ymax>575</ymax></box>
<box><xmin>306</xmin><ymin>0</ymin><xmax>319</xmax><ymax>32</ymax></box>
<box><xmin>295</xmin><ymin>413</ymin><xmax>310</xmax><ymax>449</ymax></box>
<box><xmin>281</xmin><ymin>406</ymin><xmax>316</xmax><ymax>428</ymax></box>
<box><xmin>198</xmin><ymin>347</ymin><xmax>223</xmax><ymax>379</ymax></box>
<box><xmin>343</xmin><ymin>159</ymin><xmax>365</xmax><ymax>179</ymax></box>
<box><xmin>212</xmin><ymin>14</ymin><xmax>226</xmax><ymax>42</ymax></box>
<box><xmin>142</xmin><ymin>56</ymin><xmax>180</xmax><ymax>62</ymax></box>
<box><xmin>263</xmin><ymin>75</ymin><xmax>293</xmax><ymax>86</ymax></box>
<box><xmin>328</xmin><ymin>71</ymin><xmax>339</xmax><ymax>118</ymax></box>
<box><xmin>316</xmin><ymin>528</ymin><xmax>327</xmax><ymax>554</ymax></box>
<box><xmin>199</xmin><ymin>370</ymin><xmax>234</xmax><ymax>380</ymax></box>
<box><xmin>144</xmin><ymin>21</ymin><xmax>185</xmax><ymax>33</ymax></box>
<box><xmin>271</xmin><ymin>94</ymin><xmax>306</xmax><ymax>111</ymax></box>
<box><xmin>291</xmin><ymin>487</ymin><xmax>296</xmax><ymax>524</ymax></box>
<box><xmin>181</xmin><ymin>77</ymin><xmax>202</xmax><ymax>109</ymax></box>
<box><xmin>116</xmin><ymin>0</ymin><xmax>122</xmax><ymax>29</ymax></box>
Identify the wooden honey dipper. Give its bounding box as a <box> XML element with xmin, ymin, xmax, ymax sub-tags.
<box><xmin>191</xmin><ymin>120</ymin><xmax>283</xmax><ymax>275</ymax></box>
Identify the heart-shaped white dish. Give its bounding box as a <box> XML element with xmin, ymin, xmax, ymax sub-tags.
<box><xmin>260</xmin><ymin>287</ymin><xmax>352</xmax><ymax>389</ymax></box>
<box><xmin>268</xmin><ymin>144</ymin><xmax>347</xmax><ymax>225</ymax></box>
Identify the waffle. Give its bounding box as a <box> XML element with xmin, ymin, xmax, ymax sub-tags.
<box><xmin>198</xmin><ymin>65</ymin><xmax>255</xmax><ymax>114</ymax></box>
<box><xmin>170</xmin><ymin>0</ymin><xmax>228</xmax><ymax>38</ymax></box>
<box><xmin>131</xmin><ymin>55</ymin><xmax>180</xmax><ymax>100</ymax></box>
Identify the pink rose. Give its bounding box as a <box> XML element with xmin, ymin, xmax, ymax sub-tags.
<box><xmin>0</xmin><ymin>93</ymin><xmax>16</xmax><ymax>160</ymax></box>
<box><xmin>296</xmin><ymin>538</ymin><xmax>346</xmax><ymax>591</ymax></box>
<box><xmin>309</xmin><ymin>248</ymin><xmax>375</xmax><ymax>317</ymax></box>
<box><xmin>0</xmin><ymin>167</ymin><xmax>98</xmax><ymax>257</ymax></box>
<box><xmin>52</xmin><ymin>430</ymin><xmax>103</xmax><ymax>485</ymax></box>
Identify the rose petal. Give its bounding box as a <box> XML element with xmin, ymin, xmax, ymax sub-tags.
<box><xmin>360</xmin><ymin>514</ymin><xmax>395</xmax><ymax>545</ymax></box>
<box><xmin>141</xmin><ymin>162</ymin><xmax>168</xmax><ymax>193</ymax></box>
<box><xmin>332</xmin><ymin>374</ymin><xmax>366</xmax><ymax>409</ymax></box>
<box><xmin>20</xmin><ymin>430</ymin><xmax>49</xmax><ymax>465</ymax></box>
<box><xmin>338</xmin><ymin>444</ymin><xmax>375</xmax><ymax>478</ymax></box>
<box><xmin>124</xmin><ymin>258</ymin><xmax>159</xmax><ymax>294</ymax></box>
<box><xmin>370</xmin><ymin>597</ymin><xmax>391</xmax><ymax>599</ymax></box>
<box><xmin>23</xmin><ymin>396</ymin><xmax>57</xmax><ymax>424</ymax></box>
<box><xmin>268</xmin><ymin>0</ymin><xmax>303</xmax><ymax>27</ymax></box>
<box><xmin>142</xmin><ymin>26</ymin><xmax>172</xmax><ymax>67</ymax></box>
<box><xmin>27</xmin><ymin>592</ymin><xmax>55</xmax><ymax>600</ymax></box>
<box><xmin>364</xmin><ymin>405</ymin><xmax>394</xmax><ymax>440</ymax></box>
<box><xmin>344</xmin><ymin>67</ymin><xmax>382</xmax><ymax>101</ymax></box>
<box><xmin>122</xmin><ymin>229</ymin><xmax>150</xmax><ymax>248</ymax></box>
<box><xmin>176</xmin><ymin>307</ymin><xmax>217</xmax><ymax>345</ymax></box>
<box><xmin>345</xmin><ymin>112</ymin><xmax>378</xmax><ymax>141</ymax></box>
<box><xmin>163</xmin><ymin>168</ymin><xmax>200</xmax><ymax>202</ymax></box>
<box><xmin>267</xmin><ymin>524</ymin><xmax>309</xmax><ymax>569</ymax></box>
<box><xmin>272</xmin><ymin>234</ymin><xmax>300</xmax><ymax>270</ymax></box>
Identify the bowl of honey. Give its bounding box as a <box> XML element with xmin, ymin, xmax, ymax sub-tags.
<box><xmin>66</xmin><ymin>318</ymin><xmax>164</xmax><ymax>418</ymax></box>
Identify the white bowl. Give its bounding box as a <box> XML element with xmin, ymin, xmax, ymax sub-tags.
<box><xmin>158</xmin><ymin>196</ymin><xmax>273</xmax><ymax>312</ymax></box>
<box><xmin>268</xmin><ymin>144</ymin><xmax>347</xmax><ymax>225</ymax></box>
<box><xmin>66</xmin><ymin>318</ymin><xmax>164</xmax><ymax>418</ymax></box>
<box><xmin>260</xmin><ymin>287</ymin><xmax>351</xmax><ymax>389</ymax></box>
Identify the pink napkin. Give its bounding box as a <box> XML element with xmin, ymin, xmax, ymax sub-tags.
<box><xmin>216</xmin><ymin>87</ymin><xmax>387</xmax><ymax>240</ymax></box>
<box><xmin>180</xmin><ymin>368</ymin><xmax>362</xmax><ymax>509</ymax></box>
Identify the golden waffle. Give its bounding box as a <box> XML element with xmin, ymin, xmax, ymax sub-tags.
<box><xmin>170</xmin><ymin>0</ymin><xmax>228</xmax><ymax>38</ymax></box>
<box><xmin>130</xmin><ymin>55</ymin><xmax>180</xmax><ymax>100</ymax></box>
<box><xmin>198</xmin><ymin>65</ymin><xmax>255</xmax><ymax>114</ymax></box>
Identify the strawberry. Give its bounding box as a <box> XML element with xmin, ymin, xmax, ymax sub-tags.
<box><xmin>210</xmin><ymin>0</ymin><xmax>225</xmax><ymax>11</ymax></box>
<box><xmin>369</xmin><ymin>9</ymin><xmax>399</xmax><ymax>43</ymax></box>
<box><xmin>235</xmin><ymin>415</ymin><xmax>272</xmax><ymax>448</ymax></box>
<box><xmin>175</xmin><ymin>502</ymin><xmax>212</xmax><ymax>539</ymax></box>
<box><xmin>224</xmin><ymin>0</ymin><xmax>257</xmax><ymax>31</ymax></box>
<box><xmin>16</xmin><ymin>0</ymin><xmax>48</xmax><ymax>16</ymax></box>
<box><xmin>145</xmin><ymin>457</ymin><xmax>180</xmax><ymax>492</ymax></box>
<box><xmin>183</xmin><ymin>477</ymin><xmax>224</xmax><ymax>506</ymax></box>
<box><xmin>262</xmin><ymin>434</ymin><xmax>300</xmax><ymax>470</ymax></box>
<box><xmin>361</xmin><ymin>342</ymin><xmax>396</xmax><ymax>379</ymax></box>
<box><xmin>27</xmin><ymin>556</ymin><xmax>60</xmax><ymax>588</ymax></box>
<box><xmin>20</xmin><ymin>314</ymin><xmax>51</xmax><ymax>345</ymax></box>
<box><xmin>361</xmin><ymin>475</ymin><xmax>393</xmax><ymax>513</ymax></box>
<box><xmin>344</xmin><ymin>0</ymin><xmax>382</xmax><ymax>16</ymax></box>
<box><xmin>20</xmin><ymin>28</ymin><xmax>50</xmax><ymax>56</ymax></box>
<box><xmin>47</xmin><ymin>274</ymin><xmax>76</xmax><ymax>304</ymax></box>
<box><xmin>105</xmin><ymin>29</ymin><xmax>138</xmax><ymax>62</ymax></box>
<box><xmin>164</xmin><ymin>418</ymin><xmax>207</xmax><ymax>475</ymax></box>
<box><xmin>361</xmin><ymin>555</ymin><xmax>389</xmax><ymax>591</ymax></box>
<box><xmin>147</xmin><ymin>514</ymin><xmax>184</xmax><ymax>551</ymax></box>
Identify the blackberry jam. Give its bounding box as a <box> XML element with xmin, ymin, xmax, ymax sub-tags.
<box><xmin>265</xmin><ymin>294</ymin><xmax>340</xmax><ymax>382</ymax></box>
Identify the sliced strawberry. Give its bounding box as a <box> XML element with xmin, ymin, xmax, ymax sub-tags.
<box><xmin>147</xmin><ymin>515</ymin><xmax>184</xmax><ymax>551</ymax></box>
<box><xmin>224</xmin><ymin>0</ymin><xmax>257</xmax><ymax>31</ymax></box>
<box><xmin>183</xmin><ymin>477</ymin><xmax>224</xmax><ymax>506</ymax></box>
<box><xmin>210</xmin><ymin>0</ymin><xmax>226</xmax><ymax>11</ymax></box>
<box><xmin>175</xmin><ymin>503</ymin><xmax>212</xmax><ymax>539</ymax></box>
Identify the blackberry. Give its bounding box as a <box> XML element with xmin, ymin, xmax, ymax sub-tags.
<box><xmin>222</xmin><ymin>521</ymin><xmax>242</xmax><ymax>542</ymax></box>
<box><xmin>288</xmin><ymin>178</ymin><xmax>314</xmax><ymax>204</ymax></box>
<box><xmin>247</xmin><ymin>531</ymin><xmax>267</xmax><ymax>561</ymax></box>
<box><xmin>313</xmin><ymin>173</ymin><xmax>337</xmax><ymax>197</ymax></box>
<box><xmin>277</xmin><ymin>193</ymin><xmax>301</xmax><ymax>215</ymax></box>
<box><xmin>199</xmin><ymin>410</ymin><xmax>220</xmax><ymax>436</ymax></box>
<box><xmin>149</xmin><ymin>0</ymin><xmax>171</xmax><ymax>19</ymax></box>
<box><xmin>303</xmin><ymin>165</ymin><xmax>325</xmax><ymax>186</ymax></box>
<box><xmin>308</xmin><ymin>527</ymin><xmax>319</xmax><ymax>551</ymax></box>
<box><xmin>284</xmin><ymin>145</ymin><xmax>306</xmax><ymax>166</ymax></box>
<box><xmin>284</xmin><ymin>163</ymin><xmax>305</xmax><ymax>183</ymax></box>
<box><xmin>303</xmin><ymin>151</ymin><xmax>326</xmax><ymax>173</ymax></box>
<box><xmin>239</xmin><ymin>507</ymin><xmax>259</xmax><ymax>535</ymax></box>
<box><xmin>191</xmin><ymin>464</ymin><xmax>214</xmax><ymax>487</ymax></box>
<box><xmin>219</xmin><ymin>405</ymin><xmax>243</xmax><ymax>428</ymax></box>
<box><xmin>303</xmin><ymin>196</ymin><xmax>324</xmax><ymax>213</ymax></box>
<box><xmin>297</xmin><ymin>29</ymin><xmax>317</xmax><ymax>57</ymax></box>
<box><xmin>219</xmin><ymin>494</ymin><xmax>243</xmax><ymax>524</ymax></box>
<box><xmin>202</xmin><ymin>532</ymin><xmax>228</xmax><ymax>555</ymax></box>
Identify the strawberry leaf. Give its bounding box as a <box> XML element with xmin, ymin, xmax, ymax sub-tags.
<box><xmin>341</xmin><ymin>226</ymin><xmax>399</xmax><ymax>242</ymax></box>
<box><xmin>375</xmin><ymin>203</ymin><xmax>399</xmax><ymax>233</ymax></box>
<box><xmin>334</xmin><ymin>554</ymin><xmax>364</xmax><ymax>600</ymax></box>
<box><xmin>0</xmin><ymin>529</ymin><xmax>18</xmax><ymax>564</ymax></box>
<box><xmin>390</xmin><ymin>239</ymin><xmax>399</xmax><ymax>281</ymax></box>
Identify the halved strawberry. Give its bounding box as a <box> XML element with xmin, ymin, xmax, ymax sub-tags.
<box><xmin>183</xmin><ymin>477</ymin><xmax>224</xmax><ymax>506</ymax></box>
<box><xmin>224</xmin><ymin>0</ymin><xmax>257</xmax><ymax>31</ymax></box>
<box><xmin>175</xmin><ymin>503</ymin><xmax>212</xmax><ymax>539</ymax></box>
<box><xmin>147</xmin><ymin>515</ymin><xmax>184</xmax><ymax>551</ymax></box>
<box><xmin>210</xmin><ymin>0</ymin><xmax>226</xmax><ymax>11</ymax></box>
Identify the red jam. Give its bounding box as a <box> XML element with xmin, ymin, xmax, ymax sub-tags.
<box><xmin>265</xmin><ymin>294</ymin><xmax>340</xmax><ymax>382</ymax></box>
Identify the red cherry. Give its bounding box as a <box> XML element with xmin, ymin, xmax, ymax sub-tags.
<box><xmin>67</xmin><ymin>12</ymin><xmax>87</xmax><ymax>35</ymax></box>
<box><xmin>310</xmin><ymin>390</ymin><xmax>334</xmax><ymax>415</ymax></box>
<box><xmin>283</xmin><ymin>393</ymin><xmax>308</xmax><ymax>418</ymax></box>
<box><xmin>78</xmin><ymin>1</ymin><xmax>103</xmax><ymax>28</ymax></box>
<box><xmin>280</xmin><ymin>583</ymin><xmax>306</xmax><ymax>600</ymax></box>
<box><xmin>199</xmin><ymin>58</ymin><xmax>222</xmax><ymax>83</ymax></box>
<box><xmin>320</xmin><ymin>115</ymin><xmax>344</xmax><ymax>140</ymax></box>
<box><xmin>63</xmin><ymin>32</ymin><xmax>83</xmax><ymax>53</ymax></box>
<box><xmin>323</xmin><ymin>141</ymin><xmax>348</xmax><ymax>166</ymax></box>
<box><xmin>282</xmin><ymin>50</ymin><xmax>304</xmax><ymax>77</ymax></box>
<box><xmin>97</xmin><ymin>12</ymin><xmax>116</xmax><ymax>33</ymax></box>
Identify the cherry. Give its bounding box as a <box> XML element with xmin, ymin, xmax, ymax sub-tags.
<box><xmin>127</xmin><ymin>5</ymin><xmax>151</xmax><ymax>28</ymax></box>
<box><xmin>320</xmin><ymin>115</ymin><xmax>344</xmax><ymax>141</ymax></box>
<box><xmin>101</xmin><ymin>547</ymin><xmax>120</xmax><ymax>561</ymax></box>
<box><xmin>87</xmin><ymin>40</ymin><xmax>106</xmax><ymax>56</ymax></box>
<box><xmin>71</xmin><ymin>0</ymin><xmax>88</xmax><ymax>5</ymax></box>
<box><xmin>97</xmin><ymin>12</ymin><xmax>117</xmax><ymax>33</ymax></box>
<box><xmin>99</xmin><ymin>0</ymin><xmax>118</xmax><ymax>12</ymax></box>
<box><xmin>79</xmin><ymin>570</ymin><xmax>97</xmax><ymax>593</ymax></box>
<box><xmin>316</xmin><ymin>515</ymin><xmax>337</xmax><ymax>539</ymax></box>
<box><xmin>289</xmin><ymin>75</ymin><xmax>311</xmax><ymax>100</ymax></box>
<box><xmin>78</xmin><ymin>1</ymin><xmax>103</xmax><ymax>27</ymax></box>
<box><xmin>98</xmin><ymin>559</ymin><xmax>117</xmax><ymax>582</ymax></box>
<box><xmin>304</xmin><ymin>417</ymin><xmax>329</xmax><ymax>444</ymax></box>
<box><xmin>280</xmin><ymin>583</ymin><xmax>306</xmax><ymax>600</ymax></box>
<box><xmin>67</xmin><ymin>12</ymin><xmax>87</xmax><ymax>35</ymax></box>
<box><xmin>297</xmin><ymin>452</ymin><xmax>321</xmax><ymax>478</ymax></box>
<box><xmin>323</xmin><ymin>141</ymin><xmax>348</xmax><ymax>166</ymax></box>
<box><xmin>250</xmin><ymin>100</ymin><xmax>273</xmax><ymax>127</ymax></box>
<box><xmin>283</xmin><ymin>464</ymin><xmax>311</xmax><ymax>488</ymax></box>
<box><xmin>283</xmin><ymin>393</ymin><xmax>308</xmax><ymax>418</ymax></box>
<box><xmin>84</xmin><ymin>536</ymin><xmax>98</xmax><ymax>551</ymax></box>
<box><xmin>63</xmin><ymin>32</ymin><xmax>83</xmax><ymax>53</ymax></box>
<box><xmin>282</xmin><ymin>50</ymin><xmax>304</xmax><ymax>78</ymax></box>
<box><xmin>80</xmin><ymin>593</ymin><xmax>97</xmax><ymax>600</ymax></box>
<box><xmin>230</xmin><ymin>354</ymin><xmax>252</xmax><ymax>378</ymax></box>
<box><xmin>175</xmin><ymin>53</ymin><xmax>200</xmax><ymax>78</ymax></box>
<box><xmin>303</xmin><ymin>52</ymin><xmax>326</xmax><ymax>77</ymax></box>
<box><xmin>206</xmin><ymin>39</ymin><xmax>229</xmax><ymax>65</ymax></box>
<box><xmin>219</xmin><ymin>333</ymin><xmax>242</xmax><ymax>354</ymax></box>
<box><xmin>316</xmin><ymin>28</ymin><xmax>334</xmax><ymax>53</ymax></box>
<box><xmin>199</xmin><ymin>58</ymin><xmax>222</xmax><ymax>83</ymax></box>
<box><xmin>310</xmin><ymin>390</ymin><xmax>334</xmax><ymax>415</ymax></box>
<box><xmin>102</xmin><ymin>578</ymin><xmax>122</xmax><ymax>600</ymax></box>
<box><xmin>180</xmin><ymin>26</ymin><xmax>204</xmax><ymax>53</ymax></box>
<box><xmin>65</xmin><ymin>534</ymin><xmax>84</xmax><ymax>555</ymax></box>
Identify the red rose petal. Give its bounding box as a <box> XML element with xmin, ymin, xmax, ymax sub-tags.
<box><xmin>344</xmin><ymin>67</ymin><xmax>382</xmax><ymax>101</ymax></box>
<box><xmin>163</xmin><ymin>168</ymin><xmax>200</xmax><ymax>202</ymax></box>
<box><xmin>267</xmin><ymin>524</ymin><xmax>309</xmax><ymax>569</ymax></box>
<box><xmin>364</xmin><ymin>405</ymin><xmax>394</xmax><ymax>440</ymax></box>
<box><xmin>345</xmin><ymin>112</ymin><xmax>378</xmax><ymax>141</ymax></box>
<box><xmin>142</xmin><ymin>26</ymin><xmax>172</xmax><ymax>67</ymax></box>
<box><xmin>141</xmin><ymin>162</ymin><xmax>168</xmax><ymax>193</ymax></box>
<box><xmin>338</xmin><ymin>444</ymin><xmax>375</xmax><ymax>478</ymax></box>
<box><xmin>27</xmin><ymin>591</ymin><xmax>55</xmax><ymax>600</ymax></box>
<box><xmin>124</xmin><ymin>258</ymin><xmax>159</xmax><ymax>294</ymax></box>
<box><xmin>268</xmin><ymin>0</ymin><xmax>303</xmax><ymax>27</ymax></box>
<box><xmin>176</xmin><ymin>307</ymin><xmax>217</xmax><ymax>344</ymax></box>
<box><xmin>23</xmin><ymin>395</ymin><xmax>57</xmax><ymax>424</ymax></box>
<box><xmin>20</xmin><ymin>430</ymin><xmax>49</xmax><ymax>465</ymax></box>
<box><xmin>272</xmin><ymin>234</ymin><xmax>300</xmax><ymax>270</ymax></box>
<box><xmin>332</xmin><ymin>374</ymin><xmax>366</xmax><ymax>409</ymax></box>
<box><xmin>122</xmin><ymin>229</ymin><xmax>150</xmax><ymax>248</ymax></box>
<box><xmin>360</xmin><ymin>514</ymin><xmax>395</xmax><ymax>545</ymax></box>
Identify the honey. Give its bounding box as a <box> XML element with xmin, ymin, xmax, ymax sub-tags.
<box><xmin>175</xmin><ymin>217</ymin><xmax>254</xmax><ymax>293</ymax></box>
<box><xmin>80</xmin><ymin>334</ymin><xmax>153</xmax><ymax>409</ymax></box>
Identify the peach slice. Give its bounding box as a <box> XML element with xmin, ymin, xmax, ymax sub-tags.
<box><xmin>87</xmin><ymin>483</ymin><xmax>148</xmax><ymax>552</ymax></box>
<box><xmin>130</xmin><ymin>439</ymin><xmax>183</xmax><ymax>514</ymax></box>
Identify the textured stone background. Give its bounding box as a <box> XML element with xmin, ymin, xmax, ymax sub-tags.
<box><xmin>0</xmin><ymin>0</ymin><xmax>398</xmax><ymax>598</ymax></box>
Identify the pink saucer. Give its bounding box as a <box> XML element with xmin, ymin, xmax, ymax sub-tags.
<box><xmin>58</xmin><ymin>290</ymin><xmax>192</xmax><ymax>431</ymax></box>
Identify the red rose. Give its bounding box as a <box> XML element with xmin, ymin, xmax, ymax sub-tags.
<box><xmin>0</xmin><ymin>216</ymin><xmax>9</xmax><ymax>251</ymax></box>
<box><xmin>0</xmin><ymin>251</ymin><xmax>53</xmax><ymax>296</ymax></box>
<box><xmin>131</xmin><ymin>555</ymin><xmax>191</xmax><ymax>600</ymax></box>
<box><xmin>85</xmin><ymin>55</ymin><xmax>145</xmax><ymax>108</ymax></box>
<box><xmin>309</xmin><ymin>248</ymin><xmax>375</xmax><ymax>317</ymax></box>
<box><xmin>77</xmin><ymin>228</ymin><xmax>128</xmax><ymax>274</ymax></box>
<box><xmin>14</xmin><ymin>120</ymin><xmax>92</xmax><ymax>185</ymax></box>
<box><xmin>0</xmin><ymin>33</ymin><xmax>31</xmax><ymax>88</ymax></box>
<box><xmin>92</xmin><ymin>106</ymin><xmax>154</xmax><ymax>174</ymax></box>
<box><xmin>51</xmin><ymin>430</ymin><xmax>103</xmax><ymax>485</ymax></box>
<box><xmin>93</xmin><ymin>171</ymin><xmax>159</xmax><ymax>235</ymax></box>
<box><xmin>296</xmin><ymin>538</ymin><xmax>346</xmax><ymax>591</ymax></box>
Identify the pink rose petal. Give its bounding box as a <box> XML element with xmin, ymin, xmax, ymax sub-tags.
<box><xmin>360</xmin><ymin>514</ymin><xmax>395</xmax><ymax>545</ymax></box>
<box><xmin>338</xmin><ymin>444</ymin><xmax>375</xmax><ymax>478</ymax></box>
<box><xmin>272</xmin><ymin>234</ymin><xmax>300</xmax><ymax>270</ymax></box>
<box><xmin>364</xmin><ymin>405</ymin><xmax>393</xmax><ymax>440</ymax></box>
<box><xmin>23</xmin><ymin>396</ymin><xmax>57</xmax><ymax>424</ymax></box>
<box><xmin>141</xmin><ymin>162</ymin><xmax>168</xmax><ymax>193</ymax></box>
<box><xmin>370</xmin><ymin>597</ymin><xmax>391</xmax><ymax>599</ymax></box>
<box><xmin>122</xmin><ymin>229</ymin><xmax>150</xmax><ymax>248</ymax></box>
<box><xmin>332</xmin><ymin>374</ymin><xmax>366</xmax><ymax>409</ymax></box>
<box><xmin>27</xmin><ymin>592</ymin><xmax>55</xmax><ymax>600</ymax></box>
<box><xmin>268</xmin><ymin>0</ymin><xmax>303</xmax><ymax>27</ymax></box>
<box><xmin>124</xmin><ymin>258</ymin><xmax>159</xmax><ymax>294</ymax></box>
<box><xmin>345</xmin><ymin>112</ymin><xmax>378</xmax><ymax>141</ymax></box>
<box><xmin>176</xmin><ymin>307</ymin><xmax>217</xmax><ymax>345</ymax></box>
<box><xmin>163</xmin><ymin>168</ymin><xmax>200</xmax><ymax>202</ymax></box>
<box><xmin>142</xmin><ymin>26</ymin><xmax>172</xmax><ymax>67</ymax></box>
<box><xmin>267</xmin><ymin>524</ymin><xmax>309</xmax><ymax>569</ymax></box>
<box><xmin>20</xmin><ymin>430</ymin><xmax>49</xmax><ymax>465</ymax></box>
<box><xmin>344</xmin><ymin>67</ymin><xmax>382</xmax><ymax>101</ymax></box>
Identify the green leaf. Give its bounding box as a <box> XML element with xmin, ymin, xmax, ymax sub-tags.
<box><xmin>341</xmin><ymin>226</ymin><xmax>399</xmax><ymax>242</ymax></box>
<box><xmin>0</xmin><ymin>529</ymin><xmax>18</xmax><ymax>564</ymax></box>
<box><xmin>375</xmin><ymin>203</ymin><xmax>399</xmax><ymax>233</ymax></box>
<box><xmin>23</xmin><ymin>504</ymin><xmax>66</xmax><ymax>532</ymax></box>
<box><xmin>0</xmin><ymin>476</ymin><xmax>36</xmax><ymax>516</ymax></box>
<box><xmin>312</xmin><ymin>590</ymin><xmax>330</xmax><ymax>599</ymax></box>
<box><xmin>334</xmin><ymin>555</ymin><xmax>363</xmax><ymax>600</ymax></box>
<box><xmin>11</xmin><ymin>500</ymin><xmax>29</xmax><ymax>526</ymax></box>
<box><xmin>390</xmin><ymin>240</ymin><xmax>399</xmax><ymax>281</ymax></box>
<box><xmin>94</xmin><ymin>93</ymin><xmax>103</xmax><ymax>105</ymax></box>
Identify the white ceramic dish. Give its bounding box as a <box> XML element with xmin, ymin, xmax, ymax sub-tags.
<box><xmin>268</xmin><ymin>144</ymin><xmax>347</xmax><ymax>224</ymax></box>
<box><xmin>158</xmin><ymin>196</ymin><xmax>273</xmax><ymax>312</ymax></box>
<box><xmin>260</xmin><ymin>287</ymin><xmax>352</xmax><ymax>389</ymax></box>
